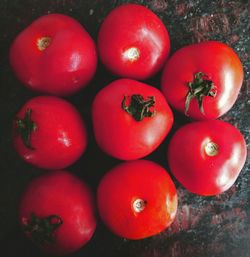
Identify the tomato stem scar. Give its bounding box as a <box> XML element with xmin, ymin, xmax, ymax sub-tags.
<box><xmin>133</xmin><ymin>198</ymin><xmax>147</xmax><ymax>213</ymax></box>
<box><xmin>205</xmin><ymin>141</ymin><xmax>219</xmax><ymax>156</ymax></box>
<box><xmin>123</xmin><ymin>47</ymin><xmax>140</xmax><ymax>62</ymax></box>
<box><xmin>37</xmin><ymin>36</ymin><xmax>51</xmax><ymax>51</ymax></box>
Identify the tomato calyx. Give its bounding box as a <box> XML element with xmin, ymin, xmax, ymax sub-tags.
<box><xmin>122</xmin><ymin>94</ymin><xmax>156</xmax><ymax>121</ymax></box>
<box><xmin>22</xmin><ymin>213</ymin><xmax>63</xmax><ymax>246</ymax></box>
<box><xmin>185</xmin><ymin>72</ymin><xmax>217</xmax><ymax>115</ymax></box>
<box><xmin>37</xmin><ymin>36</ymin><xmax>51</xmax><ymax>51</ymax></box>
<box><xmin>15</xmin><ymin>108</ymin><xmax>37</xmax><ymax>150</ymax></box>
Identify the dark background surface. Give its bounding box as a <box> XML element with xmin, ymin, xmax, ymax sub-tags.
<box><xmin>0</xmin><ymin>0</ymin><xmax>249</xmax><ymax>256</ymax></box>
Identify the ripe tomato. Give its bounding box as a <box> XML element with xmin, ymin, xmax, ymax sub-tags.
<box><xmin>92</xmin><ymin>79</ymin><xmax>173</xmax><ymax>160</ymax></box>
<box><xmin>167</xmin><ymin>120</ymin><xmax>247</xmax><ymax>196</ymax></box>
<box><xmin>10</xmin><ymin>14</ymin><xmax>97</xmax><ymax>96</ymax></box>
<box><xmin>161</xmin><ymin>41</ymin><xmax>243</xmax><ymax>120</ymax></box>
<box><xmin>98</xmin><ymin>4</ymin><xmax>170</xmax><ymax>80</ymax></box>
<box><xmin>13</xmin><ymin>96</ymin><xmax>87</xmax><ymax>169</ymax></box>
<box><xmin>97</xmin><ymin>160</ymin><xmax>177</xmax><ymax>239</ymax></box>
<box><xmin>19</xmin><ymin>170</ymin><xmax>96</xmax><ymax>255</ymax></box>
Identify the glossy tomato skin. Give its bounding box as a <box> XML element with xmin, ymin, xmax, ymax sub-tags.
<box><xmin>92</xmin><ymin>79</ymin><xmax>173</xmax><ymax>160</ymax></box>
<box><xmin>19</xmin><ymin>170</ymin><xmax>96</xmax><ymax>255</ymax></box>
<box><xmin>13</xmin><ymin>96</ymin><xmax>87</xmax><ymax>169</ymax></box>
<box><xmin>161</xmin><ymin>41</ymin><xmax>243</xmax><ymax>120</ymax></box>
<box><xmin>97</xmin><ymin>160</ymin><xmax>177</xmax><ymax>239</ymax></box>
<box><xmin>98</xmin><ymin>4</ymin><xmax>170</xmax><ymax>80</ymax></box>
<box><xmin>167</xmin><ymin>120</ymin><xmax>247</xmax><ymax>196</ymax></box>
<box><xmin>10</xmin><ymin>14</ymin><xmax>97</xmax><ymax>96</ymax></box>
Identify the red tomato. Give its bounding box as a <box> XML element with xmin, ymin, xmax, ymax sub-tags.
<box><xmin>98</xmin><ymin>4</ymin><xmax>170</xmax><ymax>80</ymax></box>
<box><xmin>19</xmin><ymin>170</ymin><xmax>96</xmax><ymax>255</ymax></box>
<box><xmin>161</xmin><ymin>41</ymin><xmax>243</xmax><ymax>120</ymax></box>
<box><xmin>167</xmin><ymin>120</ymin><xmax>247</xmax><ymax>196</ymax></box>
<box><xmin>97</xmin><ymin>160</ymin><xmax>177</xmax><ymax>239</ymax></box>
<box><xmin>13</xmin><ymin>96</ymin><xmax>87</xmax><ymax>169</ymax></box>
<box><xmin>92</xmin><ymin>79</ymin><xmax>173</xmax><ymax>160</ymax></box>
<box><xmin>10</xmin><ymin>14</ymin><xmax>97</xmax><ymax>96</ymax></box>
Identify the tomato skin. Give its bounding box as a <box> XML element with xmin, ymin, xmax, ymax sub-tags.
<box><xmin>167</xmin><ymin>120</ymin><xmax>247</xmax><ymax>196</ymax></box>
<box><xmin>19</xmin><ymin>170</ymin><xmax>96</xmax><ymax>255</ymax></box>
<box><xmin>13</xmin><ymin>96</ymin><xmax>87</xmax><ymax>170</ymax></box>
<box><xmin>98</xmin><ymin>4</ymin><xmax>170</xmax><ymax>80</ymax></box>
<box><xmin>10</xmin><ymin>14</ymin><xmax>97</xmax><ymax>96</ymax></box>
<box><xmin>161</xmin><ymin>41</ymin><xmax>243</xmax><ymax>120</ymax></box>
<box><xmin>92</xmin><ymin>79</ymin><xmax>173</xmax><ymax>160</ymax></box>
<box><xmin>97</xmin><ymin>160</ymin><xmax>177</xmax><ymax>240</ymax></box>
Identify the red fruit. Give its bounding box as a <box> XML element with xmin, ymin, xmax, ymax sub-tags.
<box><xmin>161</xmin><ymin>41</ymin><xmax>243</xmax><ymax>120</ymax></box>
<box><xmin>10</xmin><ymin>13</ymin><xmax>97</xmax><ymax>96</ymax></box>
<box><xmin>97</xmin><ymin>160</ymin><xmax>177</xmax><ymax>239</ymax></box>
<box><xmin>167</xmin><ymin>120</ymin><xmax>247</xmax><ymax>195</ymax></box>
<box><xmin>98</xmin><ymin>4</ymin><xmax>170</xmax><ymax>80</ymax></box>
<box><xmin>13</xmin><ymin>96</ymin><xmax>87</xmax><ymax>169</ymax></box>
<box><xmin>92</xmin><ymin>79</ymin><xmax>173</xmax><ymax>160</ymax></box>
<box><xmin>19</xmin><ymin>170</ymin><xmax>96</xmax><ymax>255</ymax></box>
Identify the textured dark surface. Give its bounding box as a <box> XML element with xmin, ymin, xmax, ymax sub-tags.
<box><xmin>0</xmin><ymin>0</ymin><xmax>249</xmax><ymax>257</ymax></box>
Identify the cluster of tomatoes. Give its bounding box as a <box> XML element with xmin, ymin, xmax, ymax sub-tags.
<box><xmin>10</xmin><ymin>3</ymin><xmax>247</xmax><ymax>256</ymax></box>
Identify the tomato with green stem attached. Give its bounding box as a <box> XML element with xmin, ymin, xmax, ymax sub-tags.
<box><xmin>19</xmin><ymin>170</ymin><xmax>96</xmax><ymax>255</ymax></box>
<box><xmin>92</xmin><ymin>78</ymin><xmax>173</xmax><ymax>160</ymax></box>
<box><xmin>161</xmin><ymin>41</ymin><xmax>243</xmax><ymax>120</ymax></box>
<box><xmin>13</xmin><ymin>96</ymin><xmax>87</xmax><ymax>170</ymax></box>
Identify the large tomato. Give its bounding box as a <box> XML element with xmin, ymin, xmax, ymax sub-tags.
<box><xmin>19</xmin><ymin>170</ymin><xmax>96</xmax><ymax>255</ymax></box>
<box><xmin>92</xmin><ymin>79</ymin><xmax>173</xmax><ymax>160</ymax></box>
<box><xmin>98</xmin><ymin>4</ymin><xmax>170</xmax><ymax>80</ymax></box>
<box><xmin>10</xmin><ymin>14</ymin><xmax>97</xmax><ymax>96</ymax></box>
<box><xmin>161</xmin><ymin>41</ymin><xmax>243</xmax><ymax>120</ymax></box>
<box><xmin>97</xmin><ymin>160</ymin><xmax>177</xmax><ymax>239</ymax></box>
<box><xmin>167</xmin><ymin>120</ymin><xmax>247</xmax><ymax>195</ymax></box>
<box><xmin>13</xmin><ymin>96</ymin><xmax>87</xmax><ymax>169</ymax></box>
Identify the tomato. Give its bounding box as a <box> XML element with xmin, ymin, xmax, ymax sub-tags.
<box><xmin>98</xmin><ymin>4</ymin><xmax>170</xmax><ymax>80</ymax></box>
<box><xmin>13</xmin><ymin>96</ymin><xmax>87</xmax><ymax>170</ymax></box>
<box><xmin>161</xmin><ymin>41</ymin><xmax>243</xmax><ymax>120</ymax></box>
<box><xmin>167</xmin><ymin>120</ymin><xmax>247</xmax><ymax>196</ymax></box>
<box><xmin>92</xmin><ymin>79</ymin><xmax>173</xmax><ymax>160</ymax></box>
<box><xmin>10</xmin><ymin>13</ymin><xmax>97</xmax><ymax>96</ymax></box>
<box><xmin>97</xmin><ymin>160</ymin><xmax>177</xmax><ymax>239</ymax></box>
<box><xmin>19</xmin><ymin>170</ymin><xmax>96</xmax><ymax>255</ymax></box>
